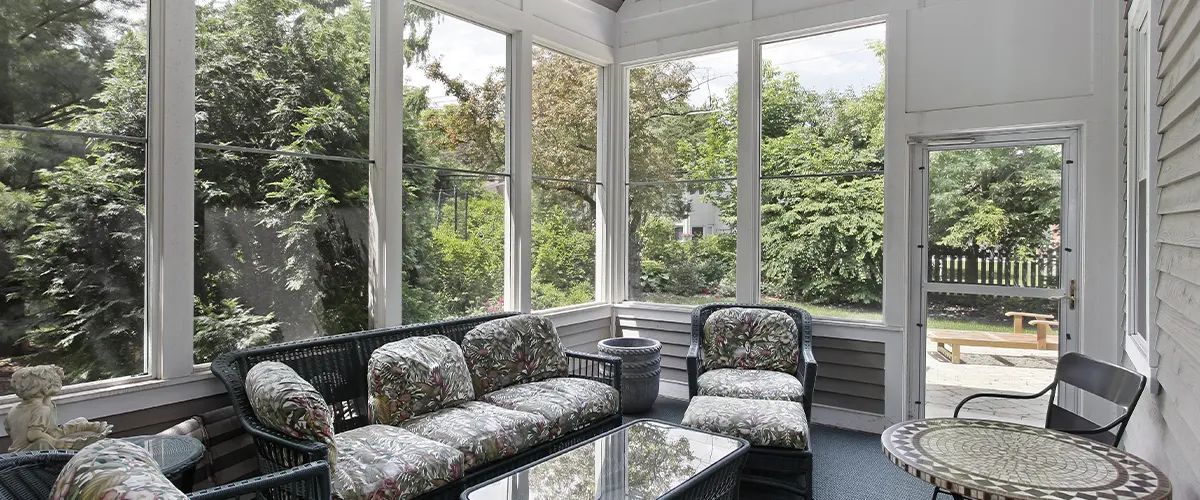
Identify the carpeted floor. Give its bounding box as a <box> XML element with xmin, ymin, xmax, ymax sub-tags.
<box><xmin>625</xmin><ymin>397</ymin><xmax>936</xmax><ymax>500</ymax></box>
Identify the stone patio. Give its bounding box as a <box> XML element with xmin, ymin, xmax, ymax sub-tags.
<box><xmin>924</xmin><ymin>339</ymin><xmax>1057</xmax><ymax>425</ymax></box>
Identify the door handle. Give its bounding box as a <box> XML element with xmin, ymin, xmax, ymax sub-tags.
<box><xmin>1068</xmin><ymin>279</ymin><xmax>1076</xmax><ymax>310</ymax></box>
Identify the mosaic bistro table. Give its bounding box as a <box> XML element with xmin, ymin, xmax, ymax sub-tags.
<box><xmin>882</xmin><ymin>419</ymin><xmax>1172</xmax><ymax>500</ymax></box>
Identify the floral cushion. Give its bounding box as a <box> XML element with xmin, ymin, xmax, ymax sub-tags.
<box><xmin>245</xmin><ymin>361</ymin><xmax>339</xmax><ymax>467</ymax></box>
<box><xmin>681</xmin><ymin>396</ymin><xmax>809</xmax><ymax>450</ymax></box>
<box><xmin>461</xmin><ymin>314</ymin><xmax>568</xmax><ymax>395</ymax></box>
<box><xmin>479</xmin><ymin>377</ymin><xmax>619</xmax><ymax>437</ymax></box>
<box><xmin>702</xmin><ymin>308</ymin><xmax>799</xmax><ymax>373</ymax></box>
<box><xmin>696</xmin><ymin>368</ymin><xmax>805</xmax><ymax>402</ymax></box>
<box><xmin>400</xmin><ymin>401</ymin><xmax>552</xmax><ymax>470</ymax></box>
<box><xmin>333</xmin><ymin>425</ymin><xmax>464</xmax><ymax>500</ymax></box>
<box><xmin>51</xmin><ymin>439</ymin><xmax>187</xmax><ymax>500</ymax></box>
<box><xmin>368</xmin><ymin>335</ymin><xmax>475</xmax><ymax>425</ymax></box>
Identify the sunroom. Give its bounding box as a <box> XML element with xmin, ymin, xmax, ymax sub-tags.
<box><xmin>0</xmin><ymin>0</ymin><xmax>1193</xmax><ymax>498</ymax></box>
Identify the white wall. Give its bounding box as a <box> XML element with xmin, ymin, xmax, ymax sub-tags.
<box><xmin>615</xmin><ymin>0</ymin><xmax>1121</xmax><ymax>431</ymax></box>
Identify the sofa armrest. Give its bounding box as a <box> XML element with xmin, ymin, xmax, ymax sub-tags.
<box><xmin>210</xmin><ymin>357</ymin><xmax>329</xmax><ymax>473</ymax></box>
<box><xmin>566</xmin><ymin>350</ymin><xmax>622</xmax><ymax>393</ymax></box>
<box><xmin>798</xmin><ymin>344</ymin><xmax>818</xmax><ymax>418</ymax></box>
<box><xmin>188</xmin><ymin>461</ymin><xmax>331</xmax><ymax>500</ymax></box>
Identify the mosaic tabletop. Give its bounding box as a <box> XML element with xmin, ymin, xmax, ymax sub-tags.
<box><xmin>882</xmin><ymin>419</ymin><xmax>1172</xmax><ymax>500</ymax></box>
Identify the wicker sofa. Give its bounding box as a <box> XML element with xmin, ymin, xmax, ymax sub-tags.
<box><xmin>211</xmin><ymin>312</ymin><xmax>622</xmax><ymax>500</ymax></box>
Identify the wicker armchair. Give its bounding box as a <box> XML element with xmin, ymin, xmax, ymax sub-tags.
<box><xmin>685</xmin><ymin>303</ymin><xmax>818</xmax><ymax>500</ymax></box>
<box><xmin>0</xmin><ymin>450</ymin><xmax>331</xmax><ymax>500</ymax></box>
<box><xmin>687</xmin><ymin>303</ymin><xmax>817</xmax><ymax>416</ymax></box>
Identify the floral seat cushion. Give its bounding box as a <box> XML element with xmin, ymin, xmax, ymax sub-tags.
<box><xmin>244</xmin><ymin>361</ymin><xmax>339</xmax><ymax>467</ymax></box>
<box><xmin>681</xmin><ymin>396</ymin><xmax>810</xmax><ymax>450</ymax></box>
<box><xmin>479</xmin><ymin>377</ymin><xmax>619</xmax><ymax>437</ymax></box>
<box><xmin>333</xmin><ymin>425</ymin><xmax>465</xmax><ymax>500</ymax></box>
<box><xmin>400</xmin><ymin>401</ymin><xmax>552</xmax><ymax>470</ymax></box>
<box><xmin>368</xmin><ymin>335</ymin><xmax>475</xmax><ymax>425</ymax></box>
<box><xmin>51</xmin><ymin>439</ymin><xmax>187</xmax><ymax>500</ymax></box>
<box><xmin>702</xmin><ymin>308</ymin><xmax>799</xmax><ymax>373</ymax></box>
<box><xmin>462</xmin><ymin>314</ymin><xmax>569</xmax><ymax>395</ymax></box>
<box><xmin>696</xmin><ymin>368</ymin><xmax>805</xmax><ymax>402</ymax></box>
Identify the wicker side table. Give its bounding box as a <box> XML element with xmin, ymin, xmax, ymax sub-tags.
<box><xmin>124</xmin><ymin>435</ymin><xmax>206</xmax><ymax>492</ymax></box>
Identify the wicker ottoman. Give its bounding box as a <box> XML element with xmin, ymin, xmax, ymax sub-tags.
<box><xmin>682</xmin><ymin>396</ymin><xmax>813</xmax><ymax>499</ymax></box>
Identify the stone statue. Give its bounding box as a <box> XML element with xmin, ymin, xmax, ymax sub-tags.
<box><xmin>4</xmin><ymin>365</ymin><xmax>113</xmax><ymax>452</ymax></box>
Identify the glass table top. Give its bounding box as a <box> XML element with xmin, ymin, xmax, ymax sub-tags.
<box><xmin>465</xmin><ymin>420</ymin><xmax>745</xmax><ymax>500</ymax></box>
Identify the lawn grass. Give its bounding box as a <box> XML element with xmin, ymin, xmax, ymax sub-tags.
<box><xmin>630</xmin><ymin>293</ymin><xmax>1057</xmax><ymax>335</ymax></box>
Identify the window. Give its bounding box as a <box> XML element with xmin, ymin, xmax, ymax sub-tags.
<box><xmin>0</xmin><ymin>0</ymin><xmax>148</xmax><ymax>395</ymax></box>
<box><xmin>531</xmin><ymin>46</ymin><xmax>600</xmax><ymax>310</ymax></box>
<box><xmin>1126</xmin><ymin>4</ymin><xmax>1152</xmax><ymax>345</ymax></box>
<box><xmin>627</xmin><ymin>49</ymin><xmax>738</xmax><ymax>305</ymax></box>
<box><xmin>759</xmin><ymin>24</ymin><xmax>886</xmax><ymax>321</ymax></box>
<box><xmin>192</xmin><ymin>0</ymin><xmax>372</xmax><ymax>362</ymax></box>
<box><xmin>402</xmin><ymin>3</ymin><xmax>508</xmax><ymax>323</ymax></box>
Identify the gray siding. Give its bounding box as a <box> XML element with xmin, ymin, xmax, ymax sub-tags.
<box><xmin>0</xmin><ymin>394</ymin><xmax>229</xmax><ymax>452</ymax></box>
<box><xmin>616</xmin><ymin>310</ymin><xmax>887</xmax><ymax>415</ymax></box>
<box><xmin>1123</xmin><ymin>0</ymin><xmax>1200</xmax><ymax>496</ymax></box>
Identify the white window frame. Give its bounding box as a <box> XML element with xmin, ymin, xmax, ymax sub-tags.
<box><xmin>616</xmin><ymin>20</ymin><xmax>892</xmax><ymax>328</ymax></box>
<box><xmin>1</xmin><ymin>0</ymin><xmax>616</xmax><ymax>431</ymax></box>
<box><xmin>1123</xmin><ymin>0</ymin><xmax>1159</xmax><ymax>382</ymax></box>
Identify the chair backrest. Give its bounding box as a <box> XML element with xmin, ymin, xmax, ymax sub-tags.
<box><xmin>0</xmin><ymin>450</ymin><xmax>74</xmax><ymax>500</ymax></box>
<box><xmin>1046</xmin><ymin>352</ymin><xmax>1147</xmax><ymax>446</ymax></box>
<box><xmin>690</xmin><ymin>303</ymin><xmax>813</xmax><ymax>370</ymax></box>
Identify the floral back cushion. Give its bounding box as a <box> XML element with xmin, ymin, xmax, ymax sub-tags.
<box><xmin>245</xmin><ymin>361</ymin><xmax>339</xmax><ymax>468</ymax></box>
<box><xmin>51</xmin><ymin>439</ymin><xmax>187</xmax><ymax>500</ymax></box>
<box><xmin>462</xmin><ymin>314</ymin><xmax>568</xmax><ymax>395</ymax></box>
<box><xmin>702</xmin><ymin>308</ymin><xmax>799</xmax><ymax>373</ymax></box>
<box><xmin>368</xmin><ymin>335</ymin><xmax>475</xmax><ymax>425</ymax></box>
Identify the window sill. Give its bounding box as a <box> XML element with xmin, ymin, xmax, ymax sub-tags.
<box><xmin>614</xmin><ymin>301</ymin><xmax>895</xmax><ymax>330</ymax></box>
<box><xmin>1124</xmin><ymin>333</ymin><xmax>1151</xmax><ymax>377</ymax></box>
<box><xmin>0</xmin><ymin>369</ymin><xmax>225</xmax><ymax>438</ymax></box>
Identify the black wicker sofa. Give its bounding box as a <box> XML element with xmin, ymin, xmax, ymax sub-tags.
<box><xmin>211</xmin><ymin>312</ymin><xmax>623</xmax><ymax>500</ymax></box>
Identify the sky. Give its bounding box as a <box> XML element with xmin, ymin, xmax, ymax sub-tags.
<box><xmin>405</xmin><ymin>16</ymin><xmax>885</xmax><ymax>109</ymax></box>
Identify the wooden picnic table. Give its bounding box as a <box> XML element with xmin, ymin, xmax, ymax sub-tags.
<box><xmin>928</xmin><ymin>329</ymin><xmax>1058</xmax><ymax>364</ymax></box>
<box><xmin>1004</xmin><ymin>311</ymin><xmax>1054</xmax><ymax>334</ymax></box>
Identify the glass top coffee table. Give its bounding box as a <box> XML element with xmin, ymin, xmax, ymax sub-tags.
<box><xmin>462</xmin><ymin>419</ymin><xmax>749</xmax><ymax>500</ymax></box>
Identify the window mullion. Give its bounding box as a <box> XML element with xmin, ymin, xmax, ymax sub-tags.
<box><xmin>370</xmin><ymin>0</ymin><xmax>405</xmax><ymax>327</ymax></box>
<box><xmin>147</xmin><ymin>0</ymin><xmax>196</xmax><ymax>379</ymax></box>
<box><xmin>506</xmin><ymin>30</ymin><xmax>534</xmax><ymax>313</ymax></box>
<box><xmin>736</xmin><ymin>37</ymin><xmax>762</xmax><ymax>304</ymax></box>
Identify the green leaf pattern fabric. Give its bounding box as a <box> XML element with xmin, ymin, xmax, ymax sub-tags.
<box><xmin>368</xmin><ymin>335</ymin><xmax>475</xmax><ymax>425</ymax></box>
<box><xmin>682</xmin><ymin>396</ymin><xmax>809</xmax><ymax>450</ymax></box>
<box><xmin>50</xmin><ymin>439</ymin><xmax>187</xmax><ymax>500</ymax></box>
<box><xmin>479</xmin><ymin>377</ymin><xmax>618</xmax><ymax>437</ymax></box>
<box><xmin>332</xmin><ymin>425</ymin><xmax>464</xmax><ymax>500</ymax></box>
<box><xmin>462</xmin><ymin>314</ymin><xmax>568</xmax><ymax>395</ymax></box>
<box><xmin>702</xmin><ymin>308</ymin><xmax>799</xmax><ymax>372</ymax></box>
<box><xmin>244</xmin><ymin>361</ymin><xmax>339</xmax><ymax>468</ymax></box>
<box><xmin>696</xmin><ymin>368</ymin><xmax>805</xmax><ymax>402</ymax></box>
<box><xmin>400</xmin><ymin>401</ymin><xmax>552</xmax><ymax>470</ymax></box>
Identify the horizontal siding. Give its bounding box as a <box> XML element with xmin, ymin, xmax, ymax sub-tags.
<box><xmin>616</xmin><ymin>309</ymin><xmax>887</xmax><ymax>415</ymax></box>
<box><xmin>0</xmin><ymin>394</ymin><xmax>229</xmax><ymax>452</ymax></box>
<box><xmin>1128</xmin><ymin>2</ymin><xmax>1200</xmax><ymax>496</ymax></box>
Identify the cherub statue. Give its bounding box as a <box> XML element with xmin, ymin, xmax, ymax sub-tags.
<box><xmin>4</xmin><ymin>365</ymin><xmax>113</xmax><ymax>452</ymax></box>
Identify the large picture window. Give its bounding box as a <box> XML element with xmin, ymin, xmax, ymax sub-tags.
<box><xmin>759</xmin><ymin>24</ymin><xmax>885</xmax><ymax>321</ymax></box>
<box><xmin>192</xmin><ymin>0</ymin><xmax>372</xmax><ymax>362</ymax></box>
<box><xmin>532</xmin><ymin>46</ymin><xmax>600</xmax><ymax>310</ymax></box>
<box><xmin>402</xmin><ymin>3</ymin><xmax>508</xmax><ymax>323</ymax></box>
<box><xmin>627</xmin><ymin>49</ymin><xmax>738</xmax><ymax>305</ymax></box>
<box><xmin>0</xmin><ymin>0</ymin><xmax>149</xmax><ymax>394</ymax></box>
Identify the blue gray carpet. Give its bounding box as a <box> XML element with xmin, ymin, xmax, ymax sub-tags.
<box><xmin>626</xmin><ymin>397</ymin><xmax>935</xmax><ymax>500</ymax></box>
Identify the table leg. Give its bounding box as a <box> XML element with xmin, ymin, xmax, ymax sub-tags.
<box><xmin>1012</xmin><ymin>316</ymin><xmax>1023</xmax><ymax>334</ymax></box>
<box><xmin>952</xmin><ymin>345</ymin><xmax>961</xmax><ymax>364</ymax></box>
